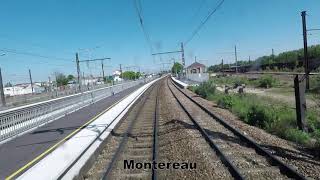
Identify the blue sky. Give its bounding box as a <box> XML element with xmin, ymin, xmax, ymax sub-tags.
<box><xmin>0</xmin><ymin>0</ymin><xmax>319</xmax><ymax>83</ymax></box>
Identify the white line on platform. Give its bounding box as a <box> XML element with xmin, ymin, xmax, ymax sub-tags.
<box><xmin>171</xmin><ymin>77</ymin><xmax>189</xmax><ymax>88</ymax></box>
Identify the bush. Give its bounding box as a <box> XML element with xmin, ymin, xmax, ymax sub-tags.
<box><xmin>267</xmin><ymin>106</ymin><xmax>296</xmax><ymax>136</ymax></box>
<box><xmin>217</xmin><ymin>95</ymin><xmax>235</xmax><ymax>109</ymax></box>
<box><xmin>187</xmin><ymin>85</ymin><xmax>197</xmax><ymax>93</ymax></box>
<box><xmin>307</xmin><ymin>111</ymin><xmax>320</xmax><ymax>132</ymax></box>
<box><xmin>285</xmin><ymin>128</ymin><xmax>310</xmax><ymax>145</ymax></box>
<box><xmin>195</xmin><ymin>80</ymin><xmax>216</xmax><ymax>98</ymax></box>
<box><xmin>247</xmin><ymin>104</ymin><xmax>275</xmax><ymax>128</ymax></box>
<box><xmin>258</xmin><ymin>75</ymin><xmax>277</xmax><ymax>88</ymax></box>
<box><xmin>310</xmin><ymin>75</ymin><xmax>320</xmax><ymax>93</ymax></box>
<box><xmin>189</xmin><ymin>85</ymin><xmax>320</xmax><ymax>149</ymax></box>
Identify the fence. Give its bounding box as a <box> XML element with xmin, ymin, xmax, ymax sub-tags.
<box><xmin>0</xmin><ymin>77</ymin><xmax>154</xmax><ymax>142</ymax></box>
<box><xmin>1</xmin><ymin>81</ymin><xmax>126</xmax><ymax>111</ymax></box>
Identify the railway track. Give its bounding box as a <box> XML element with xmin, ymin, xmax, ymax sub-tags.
<box><xmin>167</xmin><ymin>77</ymin><xmax>306</xmax><ymax>180</ymax></box>
<box><xmin>100</xmin><ymin>80</ymin><xmax>160</xmax><ymax>179</ymax></box>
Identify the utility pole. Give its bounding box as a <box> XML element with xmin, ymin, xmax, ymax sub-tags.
<box><xmin>249</xmin><ymin>56</ymin><xmax>251</xmax><ymax>63</ymax></box>
<box><xmin>29</xmin><ymin>69</ymin><xmax>34</xmax><ymax>94</ymax></box>
<box><xmin>48</xmin><ymin>77</ymin><xmax>51</xmax><ymax>92</ymax></box>
<box><xmin>301</xmin><ymin>11</ymin><xmax>310</xmax><ymax>90</ymax></box>
<box><xmin>75</xmin><ymin>53</ymin><xmax>81</xmax><ymax>91</ymax></box>
<box><xmin>181</xmin><ymin>42</ymin><xmax>185</xmax><ymax>66</ymax></box>
<box><xmin>101</xmin><ymin>60</ymin><xmax>105</xmax><ymax>81</ymax></box>
<box><xmin>234</xmin><ymin>45</ymin><xmax>238</xmax><ymax>73</ymax></box>
<box><xmin>76</xmin><ymin>54</ymin><xmax>110</xmax><ymax>89</ymax></box>
<box><xmin>151</xmin><ymin>46</ymin><xmax>183</xmax><ymax>75</ymax></box>
<box><xmin>272</xmin><ymin>49</ymin><xmax>274</xmax><ymax>60</ymax></box>
<box><xmin>0</xmin><ymin>68</ymin><xmax>6</xmax><ymax>106</ymax></box>
<box><xmin>119</xmin><ymin>64</ymin><xmax>122</xmax><ymax>74</ymax></box>
<box><xmin>221</xmin><ymin>59</ymin><xmax>224</xmax><ymax>76</ymax></box>
<box><xmin>194</xmin><ymin>56</ymin><xmax>197</xmax><ymax>62</ymax></box>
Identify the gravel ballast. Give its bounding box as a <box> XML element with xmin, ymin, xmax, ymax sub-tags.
<box><xmin>180</xmin><ymin>81</ymin><xmax>320</xmax><ymax>179</ymax></box>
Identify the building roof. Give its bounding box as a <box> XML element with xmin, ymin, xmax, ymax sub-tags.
<box><xmin>187</xmin><ymin>62</ymin><xmax>206</xmax><ymax>69</ymax></box>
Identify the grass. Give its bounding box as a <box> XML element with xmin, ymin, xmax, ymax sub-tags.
<box><xmin>310</xmin><ymin>75</ymin><xmax>320</xmax><ymax>93</ymax></box>
<box><xmin>190</xmin><ymin>80</ymin><xmax>320</xmax><ymax>150</ymax></box>
<box><xmin>210</xmin><ymin>75</ymin><xmax>279</xmax><ymax>88</ymax></box>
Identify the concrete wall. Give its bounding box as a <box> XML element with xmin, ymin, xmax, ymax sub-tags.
<box><xmin>186</xmin><ymin>73</ymin><xmax>209</xmax><ymax>83</ymax></box>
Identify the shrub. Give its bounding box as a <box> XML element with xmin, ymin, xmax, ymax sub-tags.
<box><xmin>217</xmin><ymin>95</ymin><xmax>235</xmax><ymax>109</ymax></box>
<box><xmin>247</xmin><ymin>104</ymin><xmax>275</xmax><ymax>128</ymax></box>
<box><xmin>307</xmin><ymin>111</ymin><xmax>320</xmax><ymax>132</ymax></box>
<box><xmin>231</xmin><ymin>99</ymin><xmax>250</xmax><ymax>121</ymax></box>
<box><xmin>187</xmin><ymin>85</ymin><xmax>197</xmax><ymax>93</ymax></box>
<box><xmin>258</xmin><ymin>75</ymin><xmax>277</xmax><ymax>88</ymax></box>
<box><xmin>267</xmin><ymin>107</ymin><xmax>296</xmax><ymax>137</ymax></box>
<box><xmin>285</xmin><ymin>128</ymin><xmax>310</xmax><ymax>145</ymax></box>
<box><xmin>195</xmin><ymin>80</ymin><xmax>216</xmax><ymax>98</ymax></box>
<box><xmin>310</xmin><ymin>75</ymin><xmax>320</xmax><ymax>93</ymax></box>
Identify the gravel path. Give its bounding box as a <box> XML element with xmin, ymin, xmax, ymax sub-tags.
<box><xmin>182</xmin><ymin>82</ymin><xmax>320</xmax><ymax>179</ymax></box>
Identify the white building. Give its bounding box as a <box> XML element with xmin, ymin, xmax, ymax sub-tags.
<box><xmin>113</xmin><ymin>70</ymin><xmax>123</xmax><ymax>82</ymax></box>
<box><xmin>4</xmin><ymin>84</ymin><xmax>45</xmax><ymax>96</ymax></box>
<box><xmin>81</xmin><ymin>76</ymin><xmax>100</xmax><ymax>86</ymax></box>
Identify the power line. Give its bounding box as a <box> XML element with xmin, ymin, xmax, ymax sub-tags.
<box><xmin>184</xmin><ymin>0</ymin><xmax>225</xmax><ymax>46</ymax></box>
<box><xmin>0</xmin><ymin>35</ymin><xmax>76</xmax><ymax>56</ymax></box>
<box><xmin>133</xmin><ymin>0</ymin><xmax>154</xmax><ymax>54</ymax></box>
<box><xmin>0</xmin><ymin>48</ymin><xmax>71</xmax><ymax>62</ymax></box>
<box><xmin>190</xmin><ymin>0</ymin><xmax>208</xmax><ymax>21</ymax></box>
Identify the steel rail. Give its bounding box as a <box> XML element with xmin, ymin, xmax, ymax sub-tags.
<box><xmin>102</xmin><ymin>81</ymin><xmax>160</xmax><ymax>180</ymax></box>
<box><xmin>167</xmin><ymin>78</ymin><xmax>245</xmax><ymax>180</ymax></box>
<box><xmin>169</xmin><ymin>77</ymin><xmax>306</xmax><ymax>180</ymax></box>
<box><xmin>152</xmin><ymin>82</ymin><xmax>160</xmax><ymax>180</ymax></box>
<box><xmin>56</xmin><ymin>80</ymin><xmax>154</xmax><ymax>179</ymax></box>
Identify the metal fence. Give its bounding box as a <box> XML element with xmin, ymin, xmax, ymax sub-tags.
<box><xmin>0</xmin><ymin>78</ymin><xmax>154</xmax><ymax>142</ymax></box>
<box><xmin>2</xmin><ymin>81</ymin><xmax>126</xmax><ymax>111</ymax></box>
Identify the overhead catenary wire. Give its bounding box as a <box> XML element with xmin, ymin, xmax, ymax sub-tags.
<box><xmin>184</xmin><ymin>0</ymin><xmax>225</xmax><ymax>46</ymax></box>
<box><xmin>190</xmin><ymin>0</ymin><xmax>208</xmax><ymax>21</ymax></box>
<box><xmin>0</xmin><ymin>48</ymin><xmax>71</xmax><ymax>62</ymax></box>
<box><xmin>133</xmin><ymin>0</ymin><xmax>154</xmax><ymax>54</ymax></box>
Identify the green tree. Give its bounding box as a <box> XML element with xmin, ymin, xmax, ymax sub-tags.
<box><xmin>67</xmin><ymin>74</ymin><xmax>75</xmax><ymax>81</ymax></box>
<box><xmin>135</xmin><ymin>72</ymin><xmax>141</xmax><ymax>79</ymax></box>
<box><xmin>171</xmin><ymin>62</ymin><xmax>183</xmax><ymax>74</ymax></box>
<box><xmin>121</xmin><ymin>71</ymin><xmax>140</xmax><ymax>80</ymax></box>
<box><xmin>56</xmin><ymin>73</ymin><xmax>69</xmax><ymax>87</ymax></box>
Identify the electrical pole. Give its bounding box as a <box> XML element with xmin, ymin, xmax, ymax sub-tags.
<box><xmin>29</xmin><ymin>69</ymin><xmax>34</xmax><ymax>94</ymax></box>
<box><xmin>301</xmin><ymin>11</ymin><xmax>310</xmax><ymax>90</ymax></box>
<box><xmin>272</xmin><ymin>49</ymin><xmax>274</xmax><ymax>60</ymax></box>
<box><xmin>249</xmin><ymin>56</ymin><xmax>251</xmax><ymax>63</ymax></box>
<box><xmin>75</xmin><ymin>53</ymin><xmax>81</xmax><ymax>91</ymax></box>
<box><xmin>120</xmin><ymin>64</ymin><xmax>122</xmax><ymax>74</ymax></box>
<box><xmin>221</xmin><ymin>59</ymin><xmax>224</xmax><ymax>76</ymax></box>
<box><xmin>234</xmin><ymin>45</ymin><xmax>238</xmax><ymax>73</ymax></box>
<box><xmin>101</xmin><ymin>60</ymin><xmax>105</xmax><ymax>82</ymax></box>
<box><xmin>194</xmin><ymin>56</ymin><xmax>197</xmax><ymax>62</ymax></box>
<box><xmin>181</xmin><ymin>42</ymin><xmax>185</xmax><ymax>66</ymax></box>
<box><xmin>48</xmin><ymin>77</ymin><xmax>51</xmax><ymax>92</ymax></box>
<box><xmin>0</xmin><ymin>68</ymin><xmax>6</xmax><ymax>106</ymax></box>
